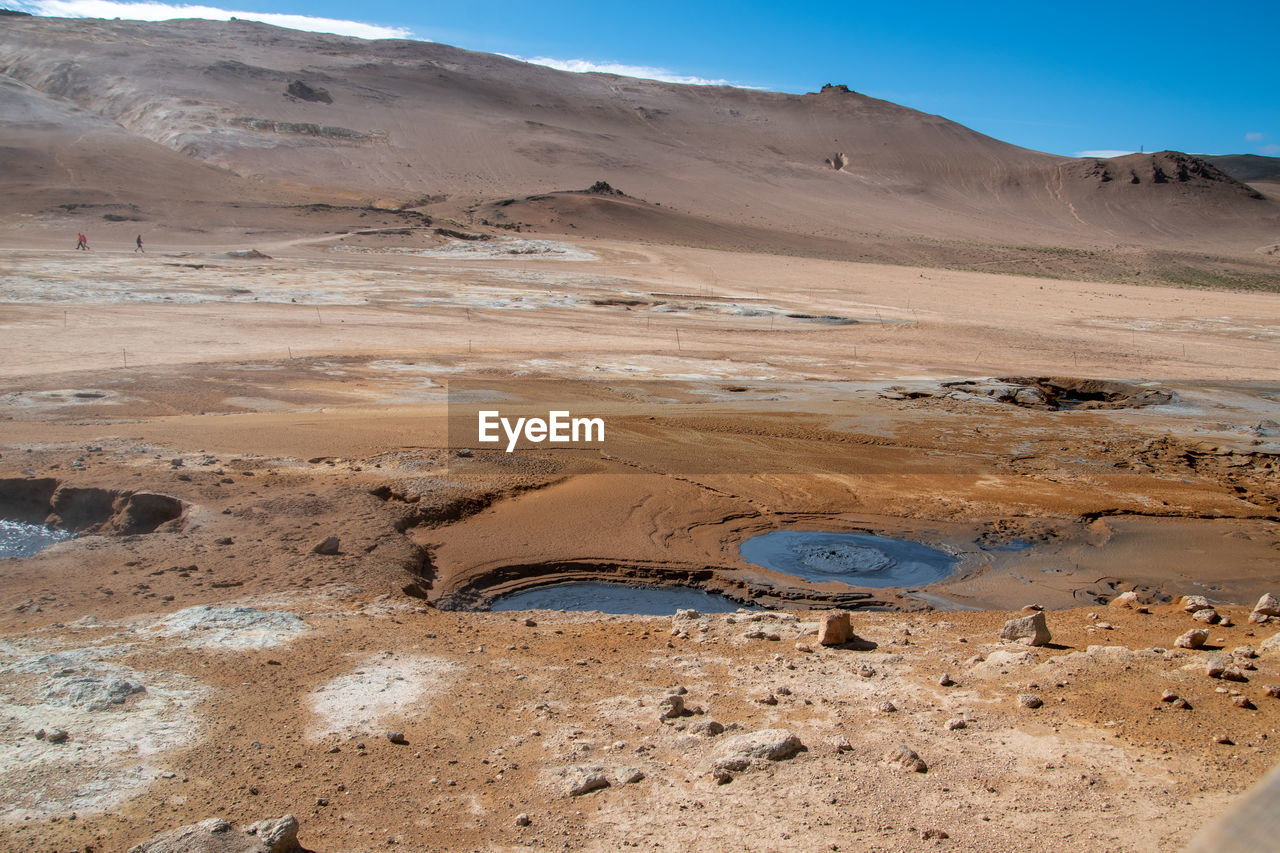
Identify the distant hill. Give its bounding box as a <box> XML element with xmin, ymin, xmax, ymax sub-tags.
<box><xmin>0</xmin><ymin>15</ymin><xmax>1277</xmax><ymax>265</ymax></box>
<box><xmin>1199</xmin><ymin>154</ymin><xmax>1280</xmax><ymax>183</ymax></box>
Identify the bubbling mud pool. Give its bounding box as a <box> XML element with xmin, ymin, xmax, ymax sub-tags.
<box><xmin>0</xmin><ymin>520</ymin><xmax>72</xmax><ymax>558</ymax></box>
<box><xmin>739</xmin><ymin>530</ymin><xmax>956</xmax><ymax>588</ymax></box>
<box><xmin>490</xmin><ymin>582</ymin><xmax>747</xmax><ymax>615</ymax></box>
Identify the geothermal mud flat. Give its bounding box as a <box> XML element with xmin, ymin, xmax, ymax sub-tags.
<box><xmin>0</xmin><ymin>236</ymin><xmax>1278</xmax><ymax>851</ymax></box>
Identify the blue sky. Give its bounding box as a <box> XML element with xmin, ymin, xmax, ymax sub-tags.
<box><xmin>15</xmin><ymin>0</ymin><xmax>1279</xmax><ymax>158</ymax></box>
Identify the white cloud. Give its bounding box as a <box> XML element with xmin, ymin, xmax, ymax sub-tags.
<box><xmin>1073</xmin><ymin>149</ymin><xmax>1137</xmax><ymax>158</ymax></box>
<box><xmin>509</xmin><ymin>54</ymin><xmax>752</xmax><ymax>88</ymax></box>
<box><xmin>14</xmin><ymin>0</ymin><xmax>411</xmax><ymax>39</ymax></box>
<box><xmin>1259</xmin><ymin>143</ymin><xmax>1280</xmax><ymax>156</ymax></box>
<box><xmin>1244</xmin><ymin>132</ymin><xmax>1264</xmax><ymax>142</ymax></box>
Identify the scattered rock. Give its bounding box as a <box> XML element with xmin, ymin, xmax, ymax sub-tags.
<box><xmin>387</xmin><ymin>731</ymin><xmax>407</xmax><ymax>745</ymax></box>
<box><xmin>514</xmin><ymin>813</ymin><xmax>531</xmax><ymax>827</ymax></box>
<box><xmin>938</xmin><ymin>673</ymin><xmax>956</xmax><ymax>687</ymax></box>
<box><xmin>40</xmin><ymin>728</ymin><xmax>69</xmax><ymax>744</ymax></box>
<box><xmin>1234</xmin><ymin>646</ymin><xmax>1258</xmax><ymax>659</ymax></box>
<box><xmin>794</xmin><ymin>642</ymin><xmax>813</xmax><ymax>653</ymax></box>
<box><xmin>1017</xmin><ymin>694</ymin><xmax>1043</xmax><ymax>709</ymax></box>
<box><xmin>886</xmin><ymin>743</ymin><xmax>928</xmax><ymax>773</ymax></box>
<box><xmin>617</xmin><ymin>767</ymin><xmax>645</xmax><ymax>785</ymax></box>
<box><xmin>1261</xmin><ymin>633</ymin><xmax>1280</xmax><ymax>654</ymax></box>
<box><xmin>876</xmin><ymin>700</ymin><xmax>897</xmax><ymax>713</ymax></box>
<box><xmin>1263</xmin><ymin>685</ymin><xmax>1280</xmax><ymax>698</ymax></box>
<box><xmin>945</xmin><ymin>718</ymin><xmax>967</xmax><ymax>730</ymax></box>
<box><xmin>1161</xmin><ymin>689</ymin><xmax>1178</xmax><ymax>702</ymax></box>
<box><xmin>711</xmin><ymin>729</ymin><xmax>805</xmax><ymax>772</ymax></box>
<box><xmin>753</xmin><ymin>692</ymin><xmax>778</xmax><ymax>706</ymax></box>
<box><xmin>1192</xmin><ymin>608</ymin><xmax>1220</xmax><ymax>624</ymax></box>
<box><xmin>689</xmin><ymin>719</ymin><xmax>724</xmax><ymax>737</ymax></box>
<box><xmin>1214</xmin><ymin>734</ymin><xmax>1234</xmax><ymax>745</ymax></box>
<box><xmin>858</xmin><ymin>665</ymin><xmax>876</xmax><ymax>678</ymax></box>
<box><xmin>831</xmin><ymin>735</ymin><xmax>853</xmax><ymax>752</ymax></box>
<box><xmin>922</xmin><ymin>828</ymin><xmax>950</xmax><ymax>840</ymax></box>
<box><xmin>1206</xmin><ymin>657</ymin><xmax>1227</xmax><ymax>678</ymax></box>
<box><xmin>658</xmin><ymin>694</ymin><xmax>685</xmax><ymax>719</ymax></box>
<box><xmin>1180</xmin><ymin>595</ymin><xmax>1213</xmax><ymax>613</ymax></box>
<box><xmin>712</xmin><ymin>768</ymin><xmax>733</xmax><ymax>785</ymax></box>
<box><xmin>1175</xmin><ymin>629</ymin><xmax>1209</xmax><ymax>649</ymax></box>
<box><xmin>128</xmin><ymin>814</ymin><xmax>299</xmax><ymax>853</ymax></box>
<box><xmin>311</xmin><ymin>536</ymin><xmax>340</xmax><ymax>555</ymax></box>
<box><xmin>817</xmin><ymin>611</ymin><xmax>853</xmax><ymax>646</ymax></box>
<box><xmin>1252</xmin><ymin>593</ymin><xmax>1280</xmax><ymax>620</ymax></box>
<box><xmin>1232</xmin><ymin>695</ymin><xmax>1256</xmax><ymax>710</ymax></box>
<box><xmin>999</xmin><ymin>611</ymin><xmax>1051</xmax><ymax>647</ymax></box>
<box><xmin>1222</xmin><ymin>667</ymin><xmax>1248</xmax><ymax>683</ymax></box>
<box><xmin>1110</xmin><ymin>591</ymin><xmax>1141</xmax><ymax>608</ymax></box>
<box><xmin>562</xmin><ymin>766</ymin><xmax>610</xmax><ymax>797</ymax></box>
<box><xmin>1172</xmin><ymin>698</ymin><xmax>1192</xmax><ymax>710</ymax></box>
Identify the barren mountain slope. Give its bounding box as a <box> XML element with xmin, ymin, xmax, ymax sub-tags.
<box><xmin>1</xmin><ymin>16</ymin><xmax>1277</xmax><ymax>255</ymax></box>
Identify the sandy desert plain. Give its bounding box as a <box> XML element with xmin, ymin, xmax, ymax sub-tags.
<box><xmin>2</xmin><ymin>14</ymin><xmax>1280</xmax><ymax>852</ymax></box>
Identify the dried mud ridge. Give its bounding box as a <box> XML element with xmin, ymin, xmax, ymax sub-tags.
<box><xmin>0</xmin><ymin>477</ymin><xmax>186</xmax><ymax>535</ymax></box>
<box><xmin>431</xmin><ymin>559</ymin><xmax>916</xmax><ymax>613</ymax></box>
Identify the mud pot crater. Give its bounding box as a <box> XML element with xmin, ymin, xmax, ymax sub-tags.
<box><xmin>0</xmin><ymin>478</ymin><xmax>188</xmax><ymax>547</ymax></box>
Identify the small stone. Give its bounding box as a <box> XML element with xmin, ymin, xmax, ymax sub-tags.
<box><xmin>1096</xmin><ymin>622</ymin><xmax>1114</xmax><ymax>630</ymax></box>
<box><xmin>945</xmin><ymin>718</ymin><xmax>967</xmax><ymax>730</ymax></box>
<box><xmin>1232</xmin><ymin>695</ymin><xmax>1256</xmax><ymax>709</ymax></box>
<box><xmin>658</xmin><ymin>694</ymin><xmax>685</xmax><ymax>719</ymax></box>
<box><xmin>858</xmin><ymin>665</ymin><xmax>876</xmax><ymax>678</ymax></box>
<box><xmin>690</xmin><ymin>719</ymin><xmax>724</xmax><ymax>737</ymax></box>
<box><xmin>886</xmin><ymin>743</ymin><xmax>928</xmax><ymax>773</ymax></box>
<box><xmin>1193</xmin><ymin>608</ymin><xmax>1220</xmax><ymax>624</ymax></box>
<box><xmin>1110</xmin><ymin>591</ymin><xmax>1140</xmax><ymax>608</ymax></box>
<box><xmin>1175</xmin><ymin>629</ymin><xmax>1209</xmax><ymax>649</ymax></box>
<box><xmin>1172</xmin><ymin>698</ymin><xmax>1192</xmax><ymax>709</ymax></box>
<box><xmin>1214</xmin><ymin>734</ymin><xmax>1234</xmax><ymax>744</ymax></box>
<box><xmin>818</xmin><ymin>610</ymin><xmax>853</xmax><ymax>645</ymax></box>
<box><xmin>1017</xmin><ymin>693</ymin><xmax>1043</xmax><ymax>709</ymax></box>
<box><xmin>1180</xmin><ymin>595</ymin><xmax>1212</xmax><ymax>613</ymax></box>
<box><xmin>877</xmin><ymin>701</ymin><xmax>898</xmax><ymax>713</ymax></box>
<box><xmin>1222</xmin><ymin>667</ymin><xmax>1248</xmax><ymax>683</ymax></box>
<box><xmin>1206</xmin><ymin>657</ymin><xmax>1227</xmax><ymax>678</ymax></box>
<box><xmin>712</xmin><ymin>768</ymin><xmax>733</xmax><ymax>785</ymax></box>
<box><xmin>565</xmin><ymin>769</ymin><xmax>610</xmax><ymax>797</ymax></box>
<box><xmin>45</xmin><ymin>729</ymin><xmax>69</xmax><ymax>744</ymax></box>
<box><xmin>1234</xmin><ymin>645</ymin><xmax>1258</xmax><ymax>659</ymax></box>
<box><xmin>387</xmin><ymin>731</ymin><xmax>408</xmax><ymax>744</ymax></box>
<box><xmin>1020</xmin><ymin>603</ymin><xmax>1044</xmax><ymax>612</ymax></box>
<box><xmin>1161</xmin><ymin>689</ymin><xmax>1179</xmax><ymax>702</ymax></box>
<box><xmin>922</xmin><ymin>829</ymin><xmax>950</xmax><ymax>840</ymax></box>
<box><xmin>515</xmin><ymin>813</ymin><xmax>531</xmax><ymax>827</ymax></box>
<box><xmin>754</xmin><ymin>692</ymin><xmax>778</xmax><ymax>706</ymax></box>
<box><xmin>1262</xmin><ymin>685</ymin><xmax>1280</xmax><ymax>698</ymax></box>
<box><xmin>312</xmin><ymin>536</ymin><xmax>340</xmax><ymax>555</ymax></box>
<box><xmin>831</xmin><ymin>735</ymin><xmax>853</xmax><ymax>752</ymax></box>
<box><xmin>619</xmin><ymin>768</ymin><xmax>645</xmax><ymax>785</ymax></box>
<box><xmin>523</xmin><ymin>618</ymin><xmax>537</xmax><ymax>627</ymax></box>
<box><xmin>711</xmin><ymin>729</ymin><xmax>805</xmax><ymax>773</ymax></box>
<box><xmin>1000</xmin><ymin>611</ymin><xmax>1051</xmax><ymax>647</ymax></box>
<box><xmin>938</xmin><ymin>673</ymin><xmax>955</xmax><ymax>687</ymax></box>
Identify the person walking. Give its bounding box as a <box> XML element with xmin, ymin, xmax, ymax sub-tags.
<box><xmin>135</xmin><ymin>234</ymin><xmax>144</xmax><ymax>253</ymax></box>
<box><xmin>75</xmin><ymin>233</ymin><xmax>88</xmax><ymax>251</ymax></box>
